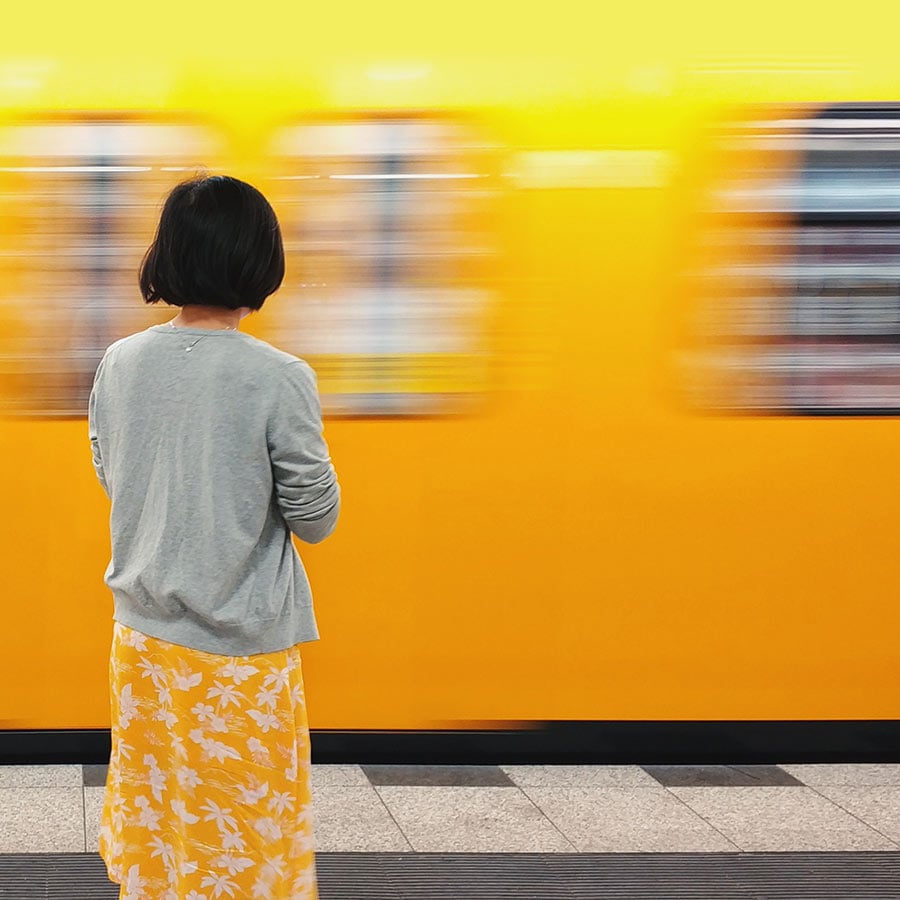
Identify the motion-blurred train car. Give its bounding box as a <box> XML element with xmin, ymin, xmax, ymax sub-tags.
<box><xmin>1</xmin><ymin>2</ymin><xmax>899</xmax><ymax>761</ymax></box>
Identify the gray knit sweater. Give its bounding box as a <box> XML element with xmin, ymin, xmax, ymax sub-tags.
<box><xmin>88</xmin><ymin>324</ymin><xmax>340</xmax><ymax>655</ymax></box>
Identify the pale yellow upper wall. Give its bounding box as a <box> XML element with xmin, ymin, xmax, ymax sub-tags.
<box><xmin>2</xmin><ymin>0</ymin><xmax>900</xmax><ymax>110</ymax></box>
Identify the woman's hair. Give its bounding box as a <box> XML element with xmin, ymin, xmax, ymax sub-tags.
<box><xmin>139</xmin><ymin>175</ymin><xmax>285</xmax><ymax>310</ymax></box>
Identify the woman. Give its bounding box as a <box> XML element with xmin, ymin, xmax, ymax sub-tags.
<box><xmin>88</xmin><ymin>175</ymin><xmax>340</xmax><ymax>900</ymax></box>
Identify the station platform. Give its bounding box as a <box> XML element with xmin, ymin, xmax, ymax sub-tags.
<box><xmin>1</xmin><ymin>762</ymin><xmax>899</xmax><ymax>897</ymax></box>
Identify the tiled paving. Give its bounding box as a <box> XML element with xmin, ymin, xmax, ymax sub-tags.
<box><xmin>0</xmin><ymin>763</ymin><xmax>899</xmax><ymax>854</ymax></box>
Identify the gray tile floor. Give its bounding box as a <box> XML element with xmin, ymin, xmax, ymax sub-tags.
<box><xmin>0</xmin><ymin>763</ymin><xmax>899</xmax><ymax>854</ymax></box>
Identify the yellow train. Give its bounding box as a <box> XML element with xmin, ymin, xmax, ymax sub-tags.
<box><xmin>1</xmin><ymin>1</ymin><xmax>899</xmax><ymax>760</ymax></box>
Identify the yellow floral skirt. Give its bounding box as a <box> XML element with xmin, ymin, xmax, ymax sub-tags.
<box><xmin>99</xmin><ymin>622</ymin><xmax>318</xmax><ymax>900</ymax></box>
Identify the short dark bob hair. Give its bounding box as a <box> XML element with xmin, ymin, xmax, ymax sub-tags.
<box><xmin>140</xmin><ymin>175</ymin><xmax>285</xmax><ymax>310</ymax></box>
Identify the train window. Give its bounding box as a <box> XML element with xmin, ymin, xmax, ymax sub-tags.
<box><xmin>678</xmin><ymin>104</ymin><xmax>900</xmax><ymax>415</ymax></box>
<box><xmin>263</xmin><ymin>117</ymin><xmax>498</xmax><ymax>416</ymax></box>
<box><xmin>0</xmin><ymin>117</ymin><xmax>222</xmax><ymax>416</ymax></box>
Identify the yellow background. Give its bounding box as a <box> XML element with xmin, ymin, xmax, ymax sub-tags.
<box><xmin>1</xmin><ymin>1</ymin><xmax>899</xmax><ymax>729</ymax></box>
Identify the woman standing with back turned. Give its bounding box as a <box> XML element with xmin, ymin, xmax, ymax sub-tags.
<box><xmin>88</xmin><ymin>175</ymin><xmax>340</xmax><ymax>900</ymax></box>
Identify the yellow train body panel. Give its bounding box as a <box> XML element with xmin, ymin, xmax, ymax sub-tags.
<box><xmin>1</xmin><ymin>1</ymin><xmax>899</xmax><ymax>731</ymax></box>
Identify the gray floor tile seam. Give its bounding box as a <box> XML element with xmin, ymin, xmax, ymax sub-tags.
<box><xmin>516</xmin><ymin>785</ymin><xmax>575</xmax><ymax>851</ymax></box>
<box><xmin>516</xmin><ymin>784</ymin><xmax>646</xmax><ymax>854</ymax></box>
<box><xmin>510</xmin><ymin>784</ymin><xmax>580</xmax><ymax>852</ymax></box>
<box><xmin>801</xmin><ymin>783</ymin><xmax>900</xmax><ymax>849</ymax></box>
<box><xmin>660</xmin><ymin>786</ymin><xmax>744</xmax><ymax>853</ymax></box>
<box><xmin>368</xmin><ymin>784</ymin><xmax>415</xmax><ymax>852</ymax></box>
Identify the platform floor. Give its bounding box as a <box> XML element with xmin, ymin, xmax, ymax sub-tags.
<box><xmin>1</xmin><ymin>763</ymin><xmax>899</xmax><ymax>897</ymax></box>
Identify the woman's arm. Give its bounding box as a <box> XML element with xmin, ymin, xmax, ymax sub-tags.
<box><xmin>268</xmin><ymin>360</ymin><xmax>340</xmax><ymax>544</ymax></box>
<box><xmin>88</xmin><ymin>361</ymin><xmax>111</xmax><ymax>498</ymax></box>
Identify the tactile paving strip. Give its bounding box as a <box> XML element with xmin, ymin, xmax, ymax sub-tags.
<box><xmin>2</xmin><ymin>851</ymin><xmax>900</xmax><ymax>899</ymax></box>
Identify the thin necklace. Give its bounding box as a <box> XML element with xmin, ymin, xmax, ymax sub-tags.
<box><xmin>168</xmin><ymin>319</ymin><xmax>237</xmax><ymax>352</ymax></box>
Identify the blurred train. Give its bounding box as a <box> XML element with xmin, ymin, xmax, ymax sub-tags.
<box><xmin>1</xmin><ymin>3</ymin><xmax>900</xmax><ymax>761</ymax></box>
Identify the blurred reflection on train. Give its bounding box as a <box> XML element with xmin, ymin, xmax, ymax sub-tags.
<box><xmin>266</xmin><ymin>119</ymin><xmax>496</xmax><ymax>415</ymax></box>
<box><xmin>0</xmin><ymin>119</ymin><xmax>221</xmax><ymax>415</ymax></box>
<box><xmin>0</xmin><ymin>117</ymin><xmax>495</xmax><ymax>418</ymax></box>
<box><xmin>1</xmin><ymin>74</ymin><xmax>899</xmax><ymax>738</ymax></box>
<box><xmin>679</xmin><ymin>105</ymin><xmax>900</xmax><ymax>414</ymax></box>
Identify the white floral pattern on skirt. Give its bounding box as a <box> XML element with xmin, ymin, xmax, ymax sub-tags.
<box><xmin>100</xmin><ymin>622</ymin><xmax>318</xmax><ymax>900</ymax></box>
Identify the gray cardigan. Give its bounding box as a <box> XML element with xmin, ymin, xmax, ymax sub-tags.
<box><xmin>88</xmin><ymin>324</ymin><xmax>340</xmax><ymax>655</ymax></box>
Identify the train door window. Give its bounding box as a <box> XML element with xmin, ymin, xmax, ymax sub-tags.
<box><xmin>0</xmin><ymin>117</ymin><xmax>222</xmax><ymax>416</ymax></box>
<box><xmin>678</xmin><ymin>104</ymin><xmax>900</xmax><ymax>415</ymax></box>
<box><xmin>264</xmin><ymin>117</ymin><xmax>498</xmax><ymax>416</ymax></box>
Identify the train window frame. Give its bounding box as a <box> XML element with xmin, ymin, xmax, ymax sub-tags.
<box><xmin>675</xmin><ymin>102</ymin><xmax>900</xmax><ymax>417</ymax></box>
<box><xmin>0</xmin><ymin>110</ymin><xmax>224</xmax><ymax>418</ymax></box>
<box><xmin>259</xmin><ymin>110</ymin><xmax>501</xmax><ymax>419</ymax></box>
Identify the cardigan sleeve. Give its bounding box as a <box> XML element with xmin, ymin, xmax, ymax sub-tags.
<box><xmin>88</xmin><ymin>358</ymin><xmax>110</xmax><ymax>498</ymax></box>
<box><xmin>267</xmin><ymin>360</ymin><xmax>340</xmax><ymax>544</ymax></box>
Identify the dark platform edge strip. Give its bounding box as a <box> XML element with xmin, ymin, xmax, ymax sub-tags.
<box><xmin>1</xmin><ymin>721</ymin><xmax>899</xmax><ymax>765</ymax></box>
<box><xmin>4</xmin><ymin>852</ymin><xmax>900</xmax><ymax>900</ymax></box>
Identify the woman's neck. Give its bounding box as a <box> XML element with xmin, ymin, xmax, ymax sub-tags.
<box><xmin>169</xmin><ymin>305</ymin><xmax>248</xmax><ymax>331</ymax></box>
